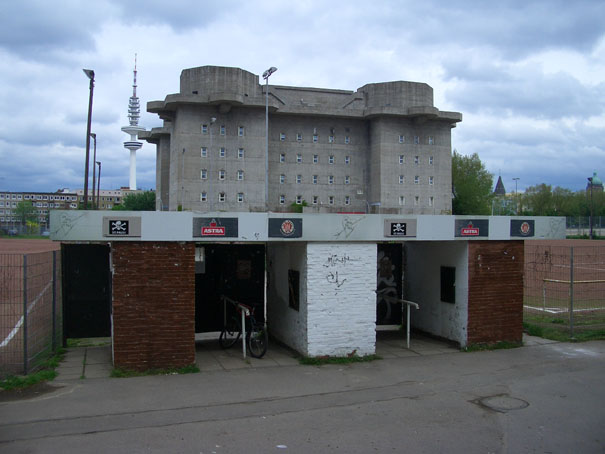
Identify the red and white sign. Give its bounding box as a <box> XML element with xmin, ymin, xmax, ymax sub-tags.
<box><xmin>201</xmin><ymin>221</ymin><xmax>225</xmax><ymax>236</ymax></box>
<box><xmin>460</xmin><ymin>223</ymin><xmax>480</xmax><ymax>236</ymax></box>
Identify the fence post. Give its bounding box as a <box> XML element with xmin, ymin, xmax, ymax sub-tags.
<box><xmin>52</xmin><ymin>250</ymin><xmax>57</xmax><ymax>352</ymax></box>
<box><xmin>569</xmin><ymin>247</ymin><xmax>574</xmax><ymax>339</ymax></box>
<box><xmin>23</xmin><ymin>254</ymin><xmax>28</xmax><ymax>375</ymax></box>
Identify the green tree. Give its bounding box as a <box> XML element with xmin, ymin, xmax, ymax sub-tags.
<box><xmin>113</xmin><ymin>191</ymin><xmax>156</xmax><ymax>211</ymax></box>
<box><xmin>522</xmin><ymin>184</ymin><xmax>553</xmax><ymax>215</ymax></box>
<box><xmin>14</xmin><ymin>201</ymin><xmax>37</xmax><ymax>226</ymax></box>
<box><xmin>451</xmin><ymin>151</ymin><xmax>494</xmax><ymax>215</ymax></box>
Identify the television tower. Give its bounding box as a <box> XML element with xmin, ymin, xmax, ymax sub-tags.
<box><xmin>121</xmin><ymin>54</ymin><xmax>145</xmax><ymax>190</ymax></box>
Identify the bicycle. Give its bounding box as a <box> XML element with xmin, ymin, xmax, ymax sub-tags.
<box><xmin>219</xmin><ymin>295</ymin><xmax>268</xmax><ymax>358</ymax></box>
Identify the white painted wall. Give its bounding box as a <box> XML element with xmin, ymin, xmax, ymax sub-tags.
<box><xmin>405</xmin><ymin>241</ymin><xmax>469</xmax><ymax>346</ymax></box>
<box><xmin>267</xmin><ymin>243</ymin><xmax>308</xmax><ymax>354</ymax></box>
<box><xmin>306</xmin><ymin>243</ymin><xmax>377</xmax><ymax>357</ymax></box>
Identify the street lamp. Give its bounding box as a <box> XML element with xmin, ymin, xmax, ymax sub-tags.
<box><xmin>587</xmin><ymin>176</ymin><xmax>594</xmax><ymax>240</ymax></box>
<box><xmin>513</xmin><ymin>177</ymin><xmax>520</xmax><ymax>215</ymax></box>
<box><xmin>96</xmin><ymin>161</ymin><xmax>101</xmax><ymax>209</ymax></box>
<box><xmin>82</xmin><ymin>69</ymin><xmax>95</xmax><ymax>209</ymax></box>
<box><xmin>263</xmin><ymin>66</ymin><xmax>277</xmax><ymax>211</ymax></box>
<box><xmin>90</xmin><ymin>133</ymin><xmax>97</xmax><ymax>209</ymax></box>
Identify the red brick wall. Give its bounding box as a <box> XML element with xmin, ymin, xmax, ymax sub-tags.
<box><xmin>467</xmin><ymin>241</ymin><xmax>524</xmax><ymax>345</ymax></box>
<box><xmin>112</xmin><ymin>242</ymin><xmax>195</xmax><ymax>371</ymax></box>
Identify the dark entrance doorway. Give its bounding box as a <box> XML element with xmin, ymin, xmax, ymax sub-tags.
<box><xmin>195</xmin><ymin>244</ymin><xmax>265</xmax><ymax>333</ymax></box>
<box><xmin>62</xmin><ymin>244</ymin><xmax>111</xmax><ymax>339</ymax></box>
<box><xmin>377</xmin><ymin>243</ymin><xmax>404</xmax><ymax>325</ymax></box>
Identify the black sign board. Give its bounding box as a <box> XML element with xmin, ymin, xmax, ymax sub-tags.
<box><xmin>193</xmin><ymin>217</ymin><xmax>239</xmax><ymax>238</ymax></box>
<box><xmin>510</xmin><ymin>220</ymin><xmax>535</xmax><ymax>237</ymax></box>
<box><xmin>268</xmin><ymin>218</ymin><xmax>303</xmax><ymax>238</ymax></box>
<box><xmin>455</xmin><ymin>219</ymin><xmax>489</xmax><ymax>237</ymax></box>
<box><xmin>109</xmin><ymin>219</ymin><xmax>129</xmax><ymax>235</ymax></box>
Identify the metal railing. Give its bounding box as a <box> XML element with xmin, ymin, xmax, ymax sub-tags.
<box><xmin>0</xmin><ymin>250</ymin><xmax>62</xmax><ymax>377</ymax></box>
<box><xmin>379</xmin><ymin>295</ymin><xmax>420</xmax><ymax>348</ymax></box>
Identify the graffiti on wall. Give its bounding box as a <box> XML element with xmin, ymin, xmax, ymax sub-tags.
<box><xmin>322</xmin><ymin>252</ymin><xmax>358</xmax><ymax>292</ymax></box>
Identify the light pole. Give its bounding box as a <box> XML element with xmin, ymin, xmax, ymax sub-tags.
<box><xmin>96</xmin><ymin>161</ymin><xmax>101</xmax><ymax>209</ymax></box>
<box><xmin>513</xmin><ymin>177</ymin><xmax>520</xmax><ymax>215</ymax></box>
<box><xmin>587</xmin><ymin>176</ymin><xmax>594</xmax><ymax>240</ymax></box>
<box><xmin>262</xmin><ymin>66</ymin><xmax>277</xmax><ymax>211</ymax></box>
<box><xmin>83</xmin><ymin>69</ymin><xmax>95</xmax><ymax>209</ymax></box>
<box><xmin>90</xmin><ymin>133</ymin><xmax>97</xmax><ymax>209</ymax></box>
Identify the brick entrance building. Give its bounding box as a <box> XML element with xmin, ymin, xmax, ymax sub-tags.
<box><xmin>51</xmin><ymin>211</ymin><xmax>564</xmax><ymax>371</ymax></box>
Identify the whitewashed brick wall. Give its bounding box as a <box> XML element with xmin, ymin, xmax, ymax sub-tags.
<box><xmin>306</xmin><ymin>242</ymin><xmax>377</xmax><ymax>357</ymax></box>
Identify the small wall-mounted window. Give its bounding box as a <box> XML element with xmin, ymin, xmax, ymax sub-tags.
<box><xmin>313</xmin><ymin>175</ymin><xmax>318</xmax><ymax>184</ymax></box>
<box><xmin>345</xmin><ymin>156</ymin><xmax>350</xmax><ymax>164</ymax></box>
<box><xmin>238</xmin><ymin>148</ymin><xmax>245</xmax><ymax>159</ymax></box>
<box><xmin>280</xmin><ymin>174</ymin><xmax>285</xmax><ymax>184</ymax></box>
<box><xmin>313</xmin><ymin>154</ymin><xmax>319</xmax><ymax>164</ymax></box>
<box><xmin>399</xmin><ymin>196</ymin><xmax>405</xmax><ymax>206</ymax></box>
<box><xmin>237</xmin><ymin>192</ymin><xmax>244</xmax><ymax>203</ymax></box>
<box><xmin>328</xmin><ymin>175</ymin><xmax>334</xmax><ymax>185</ymax></box>
<box><xmin>280</xmin><ymin>153</ymin><xmax>285</xmax><ymax>163</ymax></box>
<box><xmin>344</xmin><ymin>136</ymin><xmax>350</xmax><ymax>144</ymax></box>
<box><xmin>237</xmin><ymin>170</ymin><xmax>244</xmax><ymax>181</ymax></box>
<box><xmin>219</xmin><ymin>147</ymin><xmax>226</xmax><ymax>158</ymax></box>
<box><xmin>328</xmin><ymin>135</ymin><xmax>334</xmax><ymax>143</ymax></box>
<box><xmin>429</xmin><ymin>156</ymin><xmax>434</xmax><ymax>165</ymax></box>
<box><xmin>428</xmin><ymin>136</ymin><xmax>434</xmax><ymax>145</ymax></box>
<box><xmin>288</xmin><ymin>270</ymin><xmax>300</xmax><ymax>311</ymax></box>
<box><xmin>345</xmin><ymin>196</ymin><xmax>350</xmax><ymax>205</ymax></box>
<box><xmin>312</xmin><ymin>195</ymin><xmax>318</xmax><ymax>204</ymax></box>
<box><xmin>200</xmin><ymin>192</ymin><xmax>207</xmax><ymax>202</ymax></box>
<box><xmin>279</xmin><ymin>195</ymin><xmax>285</xmax><ymax>204</ymax></box>
<box><xmin>218</xmin><ymin>192</ymin><xmax>226</xmax><ymax>202</ymax></box>
<box><xmin>313</xmin><ymin>134</ymin><xmax>318</xmax><ymax>143</ymax></box>
<box><xmin>280</xmin><ymin>133</ymin><xmax>286</xmax><ymax>141</ymax></box>
<box><xmin>329</xmin><ymin>196</ymin><xmax>334</xmax><ymax>205</ymax></box>
<box><xmin>414</xmin><ymin>176</ymin><xmax>419</xmax><ymax>184</ymax></box>
<box><xmin>414</xmin><ymin>196</ymin><xmax>419</xmax><ymax>205</ymax></box>
<box><xmin>399</xmin><ymin>175</ymin><xmax>404</xmax><ymax>184</ymax></box>
<box><xmin>201</xmin><ymin>147</ymin><xmax>207</xmax><ymax>157</ymax></box>
<box><xmin>399</xmin><ymin>155</ymin><xmax>405</xmax><ymax>164</ymax></box>
<box><xmin>399</xmin><ymin>135</ymin><xmax>405</xmax><ymax>143</ymax></box>
<box><xmin>429</xmin><ymin>176</ymin><xmax>434</xmax><ymax>185</ymax></box>
<box><xmin>441</xmin><ymin>266</ymin><xmax>455</xmax><ymax>304</ymax></box>
<box><xmin>296</xmin><ymin>195</ymin><xmax>302</xmax><ymax>204</ymax></box>
<box><xmin>201</xmin><ymin>124</ymin><xmax>208</xmax><ymax>134</ymax></box>
<box><xmin>297</xmin><ymin>154</ymin><xmax>302</xmax><ymax>163</ymax></box>
<box><xmin>238</xmin><ymin>126</ymin><xmax>245</xmax><ymax>136</ymax></box>
<box><xmin>429</xmin><ymin>196</ymin><xmax>434</xmax><ymax>206</ymax></box>
<box><xmin>329</xmin><ymin>155</ymin><xmax>334</xmax><ymax>164</ymax></box>
<box><xmin>218</xmin><ymin>170</ymin><xmax>226</xmax><ymax>180</ymax></box>
<box><xmin>297</xmin><ymin>133</ymin><xmax>302</xmax><ymax>142</ymax></box>
<box><xmin>414</xmin><ymin>156</ymin><xmax>419</xmax><ymax>165</ymax></box>
<box><xmin>296</xmin><ymin>175</ymin><xmax>302</xmax><ymax>184</ymax></box>
<box><xmin>201</xmin><ymin>169</ymin><xmax>207</xmax><ymax>180</ymax></box>
<box><xmin>220</xmin><ymin>125</ymin><xmax>226</xmax><ymax>135</ymax></box>
<box><xmin>414</xmin><ymin>136</ymin><xmax>420</xmax><ymax>144</ymax></box>
<box><xmin>345</xmin><ymin>176</ymin><xmax>350</xmax><ymax>185</ymax></box>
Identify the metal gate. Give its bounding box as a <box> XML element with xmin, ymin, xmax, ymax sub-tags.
<box><xmin>62</xmin><ymin>244</ymin><xmax>111</xmax><ymax>339</ymax></box>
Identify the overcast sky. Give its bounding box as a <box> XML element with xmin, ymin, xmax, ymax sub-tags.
<box><xmin>1</xmin><ymin>0</ymin><xmax>604</xmax><ymax>194</ymax></box>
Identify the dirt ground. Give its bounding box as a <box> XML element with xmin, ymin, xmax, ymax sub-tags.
<box><xmin>0</xmin><ymin>239</ymin><xmax>60</xmax><ymax>254</ymax></box>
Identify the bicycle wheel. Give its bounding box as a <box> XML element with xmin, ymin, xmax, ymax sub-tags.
<box><xmin>247</xmin><ymin>324</ymin><xmax>268</xmax><ymax>358</ymax></box>
<box><xmin>219</xmin><ymin>318</ymin><xmax>241</xmax><ymax>349</ymax></box>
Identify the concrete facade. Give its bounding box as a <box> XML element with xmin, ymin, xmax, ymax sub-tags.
<box><xmin>140</xmin><ymin>66</ymin><xmax>461</xmax><ymax>214</ymax></box>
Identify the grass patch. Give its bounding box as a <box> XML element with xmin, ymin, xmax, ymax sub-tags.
<box><xmin>66</xmin><ymin>337</ymin><xmax>111</xmax><ymax>348</ymax></box>
<box><xmin>299</xmin><ymin>354</ymin><xmax>381</xmax><ymax>366</ymax></box>
<box><xmin>0</xmin><ymin>348</ymin><xmax>65</xmax><ymax>391</ymax></box>
<box><xmin>462</xmin><ymin>341</ymin><xmax>522</xmax><ymax>352</ymax></box>
<box><xmin>523</xmin><ymin>321</ymin><xmax>605</xmax><ymax>342</ymax></box>
<box><xmin>111</xmin><ymin>363</ymin><xmax>200</xmax><ymax>378</ymax></box>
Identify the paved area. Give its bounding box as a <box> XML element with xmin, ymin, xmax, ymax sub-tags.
<box><xmin>2</xmin><ymin>337</ymin><xmax>604</xmax><ymax>453</ymax></box>
<box><xmin>57</xmin><ymin>331</ymin><xmax>460</xmax><ymax>379</ymax></box>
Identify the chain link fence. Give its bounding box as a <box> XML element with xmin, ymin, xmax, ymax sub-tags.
<box><xmin>566</xmin><ymin>216</ymin><xmax>604</xmax><ymax>237</ymax></box>
<box><xmin>525</xmin><ymin>243</ymin><xmax>605</xmax><ymax>336</ymax></box>
<box><xmin>0</xmin><ymin>250</ymin><xmax>62</xmax><ymax>377</ymax></box>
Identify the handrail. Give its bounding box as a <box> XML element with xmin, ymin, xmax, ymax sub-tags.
<box><xmin>378</xmin><ymin>294</ymin><xmax>420</xmax><ymax>349</ymax></box>
<box><xmin>221</xmin><ymin>294</ymin><xmax>250</xmax><ymax>358</ymax></box>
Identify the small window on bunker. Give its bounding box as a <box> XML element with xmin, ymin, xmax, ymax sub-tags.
<box><xmin>288</xmin><ymin>269</ymin><xmax>300</xmax><ymax>311</ymax></box>
<box><xmin>441</xmin><ymin>266</ymin><xmax>455</xmax><ymax>304</ymax></box>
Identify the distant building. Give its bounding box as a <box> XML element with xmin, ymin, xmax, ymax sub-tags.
<box><xmin>587</xmin><ymin>171</ymin><xmax>603</xmax><ymax>193</ymax></box>
<box><xmin>0</xmin><ymin>190</ymin><xmax>78</xmax><ymax>229</ymax></box>
<box><xmin>140</xmin><ymin>65</ymin><xmax>462</xmax><ymax>214</ymax></box>
<box><xmin>74</xmin><ymin>187</ymin><xmax>142</xmax><ymax>210</ymax></box>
